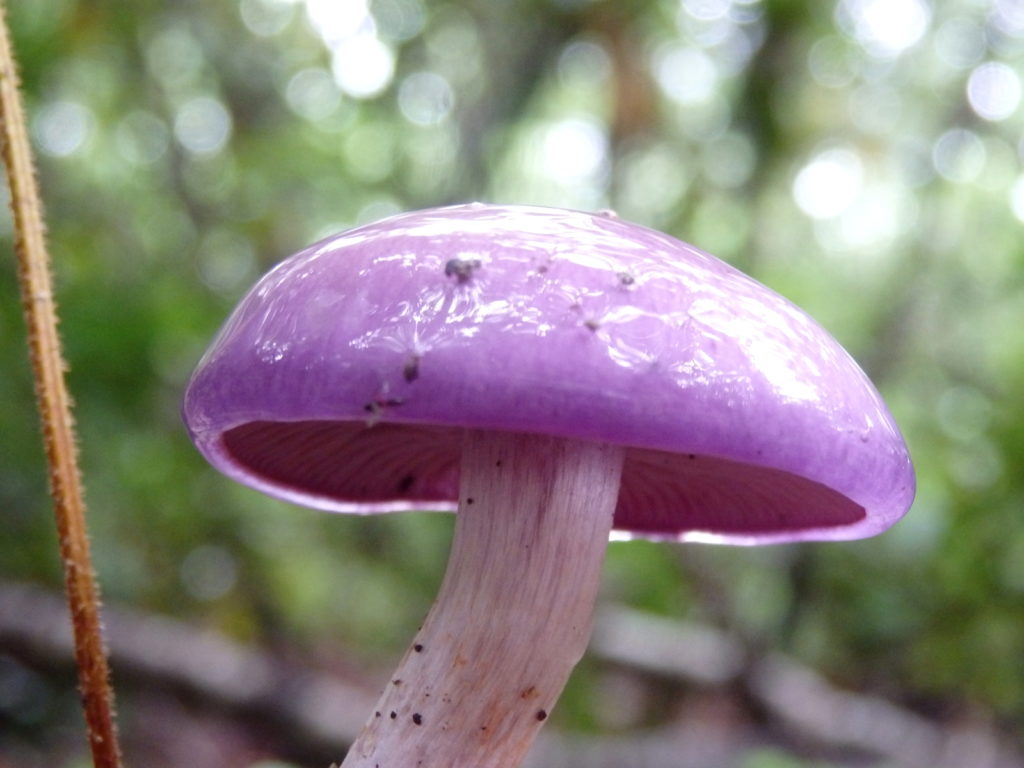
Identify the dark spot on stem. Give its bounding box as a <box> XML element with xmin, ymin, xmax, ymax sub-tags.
<box><xmin>390</xmin><ymin>711</ymin><xmax>397</xmax><ymax>719</ymax></box>
<box><xmin>397</xmin><ymin>474</ymin><xmax>415</xmax><ymax>493</ymax></box>
<box><xmin>584</xmin><ymin>318</ymin><xmax>600</xmax><ymax>331</ymax></box>
<box><xmin>393</xmin><ymin>679</ymin><xmax>402</xmax><ymax>685</ymax></box>
<box><xmin>466</xmin><ymin>497</ymin><xmax>474</xmax><ymax>505</ymax></box>
<box><xmin>375</xmin><ymin>711</ymin><xmax>381</xmax><ymax>718</ymax></box>
<box><xmin>536</xmin><ymin>710</ymin><xmax>548</xmax><ymax>721</ymax></box>
<box><xmin>412</xmin><ymin>713</ymin><xmax>423</xmax><ymax>725</ymax></box>
<box><xmin>414</xmin><ymin>643</ymin><xmax>424</xmax><ymax>653</ymax></box>
<box><xmin>617</xmin><ymin>271</ymin><xmax>635</xmax><ymax>285</ymax></box>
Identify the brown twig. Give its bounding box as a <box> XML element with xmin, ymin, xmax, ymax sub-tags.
<box><xmin>0</xmin><ymin>6</ymin><xmax>122</xmax><ymax>768</ymax></box>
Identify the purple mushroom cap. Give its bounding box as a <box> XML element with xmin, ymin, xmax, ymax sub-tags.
<box><xmin>183</xmin><ymin>203</ymin><xmax>914</xmax><ymax>545</ymax></box>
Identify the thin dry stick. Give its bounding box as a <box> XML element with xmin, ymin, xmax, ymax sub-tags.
<box><xmin>0</xmin><ymin>6</ymin><xmax>122</xmax><ymax>768</ymax></box>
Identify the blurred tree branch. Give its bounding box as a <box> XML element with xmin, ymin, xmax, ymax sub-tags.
<box><xmin>591</xmin><ymin>608</ymin><xmax>1023</xmax><ymax>768</ymax></box>
<box><xmin>0</xmin><ymin>580</ymin><xmax>371</xmax><ymax>763</ymax></box>
<box><xmin>1</xmin><ymin>580</ymin><xmax>1019</xmax><ymax>768</ymax></box>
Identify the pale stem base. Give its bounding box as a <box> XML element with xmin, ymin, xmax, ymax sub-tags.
<box><xmin>340</xmin><ymin>429</ymin><xmax>625</xmax><ymax>768</ymax></box>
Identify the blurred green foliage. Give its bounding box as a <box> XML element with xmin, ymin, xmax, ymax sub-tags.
<box><xmin>2</xmin><ymin>0</ymin><xmax>1024</xmax><ymax>765</ymax></box>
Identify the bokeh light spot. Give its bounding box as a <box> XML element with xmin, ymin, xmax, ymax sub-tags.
<box><xmin>558</xmin><ymin>39</ymin><xmax>612</xmax><ymax>88</ymax></box>
<box><xmin>180</xmin><ymin>545</ymin><xmax>238</xmax><ymax>601</ymax></box>
<box><xmin>286</xmin><ymin>68</ymin><xmax>342</xmax><ymax>121</ymax></box>
<box><xmin>793</xmin><ymin>147</ymin><xmax>864</xmax><ymax>219</ymax></box>
<box><xmin>33</xmin><ymin>100</ymin><xmax>93</xmax><ymax>158</ymax></box>
<box><xmin>932</xmin><ymin>128</ymin><xmax>986</xmax><ymax>183</ymax></box>
<box><xmin>304</xmin><ymin>0</ymin><xmax>370</xmax><ymax>44</ymax></box>
<box><xmin>398</xmin><ymin>71</ymin><xmax>454</xmax><ymax>126</ymax></box>
<box><xmin>331</xmin><ymin>34</ymin><xmax>395</xmax><ymax>98</ymax></box>
<box><xmin>680</xmin><ymin>0</ymin><xmax>733</xmax><ymax>23</ymax></box>
<box><xmin>239</xmin><ymin>0</ymin><xmax>296</xmax><ymax>37</ymax></box>
<box><xmin>992</xmin><ymin>0</ymin><xmax>1024</xmax><ymax>38</ymax></box>
<box><xmin>655</xmin><ymin>45</ymin><xmax>718</xmax><ymax>105</ymax></box>
<box><xmin>1009</xmin><ymin>174</ymin><xmax>1024</xmax><ymax>222</ymax></box>
<box><xmin>538</xmin><ymin>118</ymin><xmax>608</xmax><ymax>183</ymax></box>
<box><xmin>371</xmin><ymin>0</ymin><xmax>426</xmax><ymax>42</ymax></box>
<box><xmin>174</xmin><ymin>97</ymin><xmax>233</xmax><ymax>155</ymax></box>
<box><xmin>838</xmin><ymin>0</ymin><xmax>930</xmax><ymax>58</ymax></box>
<box><xmin>934</xmin><ymin>16</ymin><xmax>987</xmax><ymax>70</ymax></box>
<box><xmin>196</xmin><ymin>229</ymin><xmax>257</xmax><ymax>294</ymax></box>
<box><xmin>967</xmin><ymin>62</ymin><xmax>1022</xmax><ymax>122</ymax></box>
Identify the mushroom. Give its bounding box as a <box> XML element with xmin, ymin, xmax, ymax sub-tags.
<box><xmin>183</xmin><ymin>204</ymin><xmax>915</xmax><ymax>767</ymax></box>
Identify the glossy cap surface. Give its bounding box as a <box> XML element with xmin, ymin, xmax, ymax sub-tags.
<box><xmin>183</xmin><ymin>204</ymin><xmax>915</xmax><ymax>544</ymax></box>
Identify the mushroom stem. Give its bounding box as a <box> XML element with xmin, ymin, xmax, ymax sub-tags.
<box><xmin>340</xmin><ymin>429</ymin><xmax>625</xmax><ymax>768</ymax></box>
